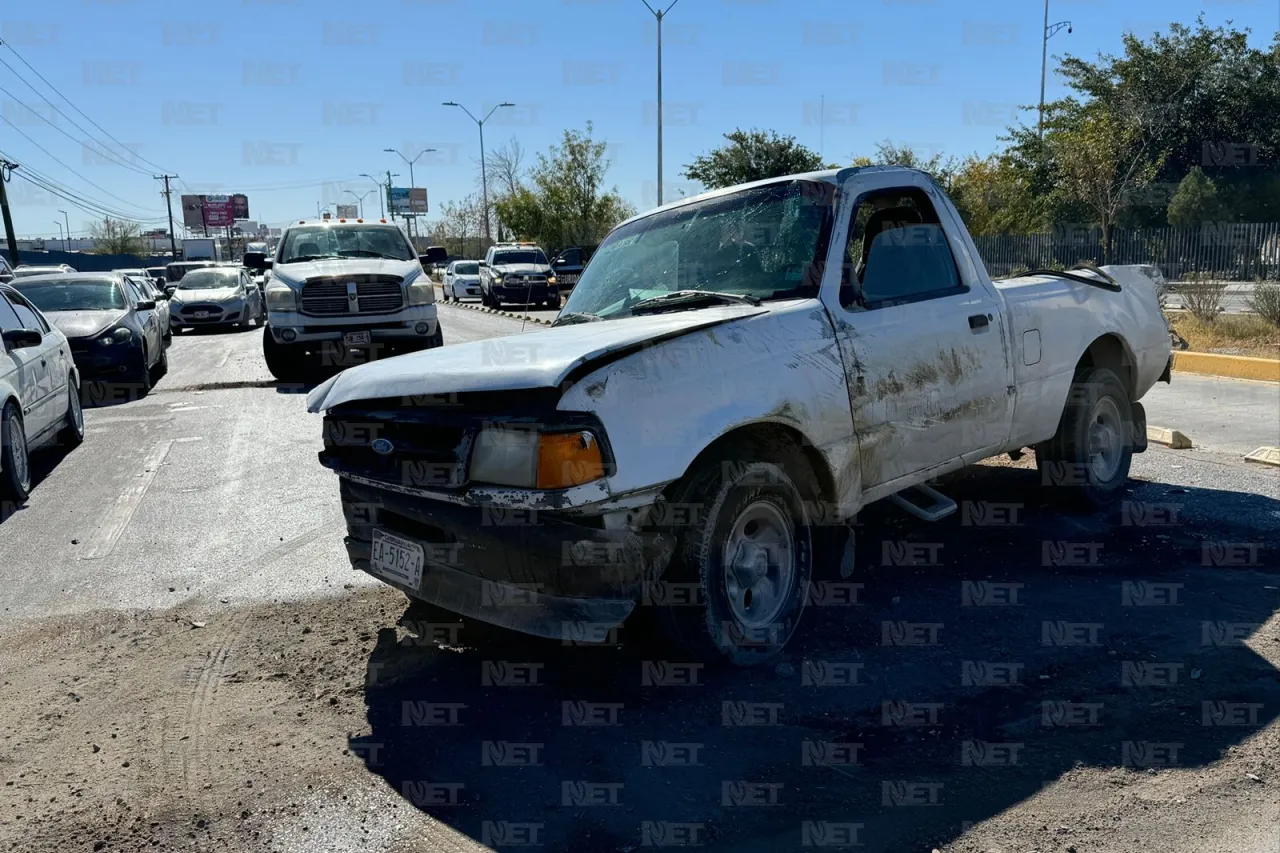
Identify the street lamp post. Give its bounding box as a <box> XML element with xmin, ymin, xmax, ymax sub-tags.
<box><xmin>344</xmin><ymin>189</ymin><xmax>373</xmax><ymax>219</ymax></box>
<box><xmin>640</xmin><ymin>0</ymin><xmax>680</xmax><ymax>207</ymax></box>
<box><xmin>54</xmin><ymin>220</ymin><xmax>64</xmax><ymax>251</ymax></box>
<box><xmin>383</xmin><ymin>147</ymin><xmax>436</xmax><ymax>240</ymax></box>
<box><xmin>443</xmin><ymin>101</ymin><xmax>514</xmax><ymax>242</ymax></box>
<box><xmin>359</xmin><ymin>173</ymin><xmax>386</xmax><ymax>218</ymax></box>
<box><xmin>1039</xmin><ymin>0</ymin><xmax>1073</xmax><ymax>140</ymax></box>
<box><xmin>58</xmin><ymin>209</ymin><xmax>70</xmax><ymax>252</ymax></box>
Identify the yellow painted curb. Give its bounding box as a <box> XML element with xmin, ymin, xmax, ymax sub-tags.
<box><xmin>1147</xmin><ymin>426</ymin><xmax>1193</xmax><ymax>449</ymax></box>
<box><xmin>1244</xmin><ymin>446</ymin><xmax>1280</xmax><ymax>467</ymax></box>
<box><xmin>1172</xmin><ymin>351</ymin><xmax>1280</xmax><ymax>382</ymax></box>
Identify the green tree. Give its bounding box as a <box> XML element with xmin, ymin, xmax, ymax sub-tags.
<box><xmin>1166</xmin><ymin>166</ymin><xmax>1222</xmax><ymax>226</ymax></box>
<box><xmin>852</xmin><ymin>140</ymin><xmax>960</xmax><ymax>187</ymax></box>
<box><xmin>495</xmin><ymin>122</ymin><xmax>633</xmax><ymax>250</ymax></box>
<box><xmin>90</xmin><ymin>217</ymin><xmax>146</xmax><ymax>257</ymax></box>
<box><xmin>949</xmin><ymin>154</ymin><xmax>1050</xmax><ymax>236</ymax></box>
<box><xmin>683</xmin><ymin>129</ymin><xmax>824</xmax><ymax>189</ymax></box>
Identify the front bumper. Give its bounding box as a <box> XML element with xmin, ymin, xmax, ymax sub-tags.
<box><xmin>172</xmin><ymin>300</ymin><xmax>246</xmax><ymax>325</ymax></box>
<box><xmin>267</xmin><ymin>304</ymin><xmax>437</xmax><ymax>344</ymax></box>
<box><xmin>69</xmin><ymin>340</ymin><xmax>141</xmax><ymax>380</ymax></box>
<box><xmin>493</xmin><ymin>283</ymin><xmax>558</xmax><ymax>302</ymax></box>
<box><xmin>337</xmin><ymin>477</ymin><xmax>671</xmax><ymax>640</ymax></box>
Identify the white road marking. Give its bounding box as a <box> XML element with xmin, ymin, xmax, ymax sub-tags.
<box><xmin>80</xmin><ymin>439</ymin><xmax>175</xmax><ymax>560</ymax></box>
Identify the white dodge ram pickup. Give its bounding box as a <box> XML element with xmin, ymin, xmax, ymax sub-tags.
<box><xmin>262</xmin><ymin>219</ymin><xmax>441</xmax><ymax>381</ymax></box>
<box><xmin>307</xmin><ymin>166</ymin><xmax>1172</xmax><ymax>665</ymax></box>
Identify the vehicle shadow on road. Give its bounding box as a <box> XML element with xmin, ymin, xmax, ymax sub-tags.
<box><xmin>351</xmin><ymin>465</ymin><xmax>1280</xmax><ymax>852</ymax></box>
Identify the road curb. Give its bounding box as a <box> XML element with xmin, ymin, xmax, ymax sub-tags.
<box><xmin>1147</xmin><ymin>426</ymin><xmax>1193</xmax><ymax>449</ymax></box>
<box><xmin>1244</xmin><ymin>446</ymin><xmax>1280</xmax><ymax>467</ymax></box>
<box><xmin>1171</xmin><ymin>350</ymin><xmax>1280</xmax><ymax>382</ymax></box>
<box><xmin>437</xmin><ymin>293</ymin><xmax>554</xmax><ymax>326</ymax></box>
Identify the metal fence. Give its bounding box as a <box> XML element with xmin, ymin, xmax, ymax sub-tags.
<box><xmin>974</xmin><ymin>223</ymin><xmax>1280</xmax><ymax>282</ymax></box>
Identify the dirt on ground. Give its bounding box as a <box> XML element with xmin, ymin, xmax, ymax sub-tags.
<box><xmin>2</xmin><ymin>461</ymin><xmax>1279</xmax><ymax>853</ymax></box>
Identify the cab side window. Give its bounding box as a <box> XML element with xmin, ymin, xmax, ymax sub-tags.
<box><xmin>7</xmin><ymin>291</ymin><xmax>48</xmax><ymax>334</ymax></box>
<box><xmin>840</xmin><ymin>187</ymin><xmax>965</xmax><ymax>309</ymax></box>
<box><xmin>0</xmin><ymin>291</ymin><xmax>24</xmax><ymax>331</ymax></box>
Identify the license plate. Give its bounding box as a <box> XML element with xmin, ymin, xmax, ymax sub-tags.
<box><xmin>370</xmin><ymin>529</ymin><xmax>424</xmax><ymax>588</ymax></box>
<box><xmin>344</xmin><ymin>331</ymin><xmax>371</xmax><ymax>345</ymax></box>
<box><xmin>194</xmin><ymin>311</ymin><xmax>209</xmax><ymax>319</ymax></box>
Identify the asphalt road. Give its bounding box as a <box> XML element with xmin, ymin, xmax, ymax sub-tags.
<box><xmin>1</xmin><ymin>305</ymin><xmax>1278</xmax><ymax>853</ymax></box>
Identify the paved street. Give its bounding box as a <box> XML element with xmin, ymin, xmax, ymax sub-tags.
<box><xmin>1</xmin><ymin>305</ymin><xmax>1278</xmax><ymax>853</ymax></box>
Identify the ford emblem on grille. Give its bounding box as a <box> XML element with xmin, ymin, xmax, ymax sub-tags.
<box><xmin>371</xmin><ymin>438</ymin><xmax>394</xmax><ymax>455</ymax></box>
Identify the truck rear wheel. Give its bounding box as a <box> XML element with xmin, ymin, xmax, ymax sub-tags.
<box><xmin>263</xmin><ymin>328</ymin><xmax>307</xmax><ymax>383</ymax></box>
<box><xmin>1036</xmin><ymin>366</ymin><xmax>1134</xmax><ymax>508</ymax></box>
<box><xmin>652</xmin><ymin>438</ymin><xmax>815</xmax><ymax>666</ymax></box>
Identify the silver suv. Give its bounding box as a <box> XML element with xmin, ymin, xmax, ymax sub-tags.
<box><xmin>262</xmin><ymin>220</ymin><xmax>441</xmax><ymax>381</ymax></box>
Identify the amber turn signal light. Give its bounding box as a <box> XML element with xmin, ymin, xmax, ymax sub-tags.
<box><xmin>536</xmin><ymin>431</ymin><xmax>605</xmax><ymax>490</ymax></box>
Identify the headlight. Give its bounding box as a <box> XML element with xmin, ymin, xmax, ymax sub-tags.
<box><xmin>470</xmin><ymin>426</ymin><xmax>605</xmax><ymax>490</ymax></box>
<box><xmin>97</xmin><ymin>326</ymin><xmax>133</xmax><ymax>346</ymax></box>
<box><xmin>492</xmin><ymin>275</ymin><xmax>504</xmax><ymax>285</ymax></box>
<box><xmin>547</xmin><ymin>275</ymin><xmax>557</xmax><ymax>285</ymax></box>
<box><xmin>265</xmin><ymin>283</ymin><xmax>298</xmax><ymax>311</ymax></box>
<box><xmin>404</xmin><ymin>269</ymin><xmax>435</xmax><ymax>306</ymax></box>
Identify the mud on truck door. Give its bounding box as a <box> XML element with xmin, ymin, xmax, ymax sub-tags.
<box><xmin>824</xmin><ymin>173</ymin><xmax>1014</xmax><ymax>493</ymax></box>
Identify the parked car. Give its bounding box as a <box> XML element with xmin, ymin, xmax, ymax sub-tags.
<box><xmin>548</xmin><ymin>245</ymin><xmax>595</xmax><ymax>294</ymax></box>
<box><xmin>11</xmin><ymin>272</ymin><xmax>166</xmax><ymax>398</ymax></box>
<box><xmin>12</xmin><ymin>264</ymin><xmax>76</xmax><ymax>278</ymax></box>
<box><xmin>168</xmin><ymin>267</ymin><xmax>264</xmax><ymax>332</ymax></box>
<box><xmin>0</xmin><ymin>283</ymin><xmax>84</xmax><ymax>501</ymax></box>
<box><xmin>442</xmin><ymin>260</ymin><xmax>481</xmax><ymax>301</ymax></box>
<box><xmin>306</xmin><ymin>165</ymin><xmax>1172</xmax><ymax>666</ymax></box>
<box><xmin>146</xmin><ymin>267</ymin><xmax>168</xmax><ymax>288</ymax></box>
<box><xmin>478</xmin><ymin>243</ymin><xmax>559</xmax><ymax>309</ymax></box>
<box><xmin>261</xmin><ymin>220</ymin><xmax>445</xmax><ymax>381</ymax></box>
<box><xmin>115</xmin><ymin>269</ymin><xmax>172</xmax><ymax>342</ymax></box>
<box><xmin>0</xmin><ymin>256</ymin><xmax>13</xmax><ymax>284</ymax></box>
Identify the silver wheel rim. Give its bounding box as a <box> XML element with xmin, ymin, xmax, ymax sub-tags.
<box><xmin>723</xmin><ymin>500</ymin><xmax>796</xmax><ymax>629</ymax></box>
<box><xmin>9</xmin><ymin>414</ymin><xmax>29</xmax><ymax>489</ymax></box>
<box><xmin>69</xmin><ymin>385</ymin><xmax>83</xmax><ymax>434</ymax></box>
<box><xmin>1087</xmin><ymin>396</ymin><xmax>1125</xmax><ymax>482</ymax></box>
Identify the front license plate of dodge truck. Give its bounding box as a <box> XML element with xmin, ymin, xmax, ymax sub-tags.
<box><xmin>370</xmin><ymin>529</ymin><xmax>424</xmax><ymax>588</ymax></box>
<box><xmin>344</xmin><ymin>331</ymin><xmax>371</xmax><ymax>345</ymax></box>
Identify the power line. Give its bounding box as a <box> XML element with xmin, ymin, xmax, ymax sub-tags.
<box><xmin>0</xmin><ymin>72</ymin><xmax>154</xmax><ymax>176</ymax></box>
<box><xmin>8</xmin><ymin>168</ymin><xmax>147</xmax><ymax>222</ymax></box>
<box><xmin>0</xmin><ymin>39</ymin><xmax>173</xmax><ymax>176</ymax></box>
<box><xmin>0</xmin><ymin>113</ymin><xmax>159</xmax><ymax>216</ymax></box>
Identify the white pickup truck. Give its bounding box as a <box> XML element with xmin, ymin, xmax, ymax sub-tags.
<box><xmin>307</xmin><ymin>166</ymin><xmax>1171</xmax><ymax>665</ymax></box>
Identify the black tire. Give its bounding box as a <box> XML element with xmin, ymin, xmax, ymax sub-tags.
<box><xmin>126</xmin><ymin>348</ymin><xmax>152</xmax><ymax>400</ymax></box>
<box><xmin>1035</xmin><ymin>366</ymin><xmax>1134</xmax><ymax>508</ymax></box>
<box><xmin>150</xmin><ymin>344</ymin><xmax>169</xmax><ymax>383</ymax></box>
<box><xmin>0</xmin><ymin>401</ymin><xmax>31</xmax><ymax>503</ymax></box>
<box><xmin>429</xmin><ymin>327</ymin><xmax>444</xmax><ymax>348</ymax></box>
<box><xmin>652</xmin><ymin>438</ymin><xmax>816</xmax><ymax>666</ymax></box>
<box><xmin>58</xmin><ymin>377</ymin><xmax>85</xmax><ymax>448</ymax></box>
<box><xmin>263</xmin><ymin>327</ymin><xmax>307</xmax><ymax>383</ymax></box>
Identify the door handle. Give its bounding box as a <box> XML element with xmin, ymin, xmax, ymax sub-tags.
<box><xmin>968</xmin><ymin>314</ymin><xmax>990</xmax><ymax>330</ymax></box>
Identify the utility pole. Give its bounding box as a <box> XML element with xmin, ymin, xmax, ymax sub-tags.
<box><xmin>155</xmin><ymin>174</ymin><xmax>179</xmax><ymax>258</ymax></box>
<box><xmin>640</xmin><ymin>0</ymin><xmax>680</xmax><ymax>207</ymax></box>
<box><xmin>0</xmin><ymin>160</ymin><xmax>19</xmax><ymax>267</ymax></box>
<box><xmin>59</xmin><ymin>209</ymin><xmax>70</xmax><ymax>252</ymax></box>
<box><xmin>444</xmin><ymin>101</ymin><xmax>514</xmax><ymax>242</ymax></box>
<box><xmin>1038</xmin><ymin>0</ymin><xmax>1073</xmax><ymax>141</ymax></box>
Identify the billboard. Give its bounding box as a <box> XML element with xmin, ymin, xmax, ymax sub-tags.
<box><xmin>335</xmin><ymin>204</ymin><xmax>359</xmax><ymax>219</ymax></box>
<box><xmin>389</xmin><ymin>187</ymin><xmax>428</xmax><ymax>215</ymax></box>
<box><xmin>180</xmin><ymin>193</ymin><xmax>251</xmax><ymax>229</ymax></box>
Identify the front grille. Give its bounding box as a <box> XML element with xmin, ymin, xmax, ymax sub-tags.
<box><xmin>180</xmin><ymin>303</ymin><xmax>224</xmax><ymax>317</ymax></box>
<box><xmin>504</xmin><ymin>275</ymin><xmax>547</xmax><ymax>285</ymax></box>
<box><xmin>322</xmin><ymin>413</ymin><xmax>471</xmax><ymax>490</ymax></box>
<box><xmin>300</xmin><ymin>276</ymin><xmax>404</xmax><ymax>316</ymax></box>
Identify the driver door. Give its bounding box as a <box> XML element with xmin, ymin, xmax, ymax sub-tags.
<box><xmin>1</xmin><ymin>290</ymin><xmax>60</xmax><ymax>436</ymax></box>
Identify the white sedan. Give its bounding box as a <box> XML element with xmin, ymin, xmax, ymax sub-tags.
<box><xmin>442</xmin><ymin>260</ymin><xmax>482</xmax><ymax>301</ymax></box>
<box><xmin>0</xmin><ymin>284</ymin><xmax>84</xmax><ymax>503</ymax></box>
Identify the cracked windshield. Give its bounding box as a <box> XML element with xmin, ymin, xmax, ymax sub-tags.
<box><xmin>0</xmin><ymin>1</ymin><xmax>1277</xmax><ymax>852</ymax></box>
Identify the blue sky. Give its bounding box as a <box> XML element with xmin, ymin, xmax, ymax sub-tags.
<box><xmin>3</xmin><ymin>0</ymin><xmax>1277</xmax><ymax>239</ymax></box>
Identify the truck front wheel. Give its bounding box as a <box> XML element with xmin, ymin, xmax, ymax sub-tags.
<box><xmin>263</xmin><ymin>328</ymin><xmax>307</xmax><ymax>383</ymax></box>
<box><xmin>653</xmin><ymin>439</ymin><xmax>815</xmax><ymax>666</ymax></box>
<box><xmin>1036</xmin><ymin>366</ymin><xmax>1134</xmax><ymax>508</ymax></box>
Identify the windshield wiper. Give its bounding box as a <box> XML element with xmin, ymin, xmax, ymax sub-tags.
<box><xmin>553</xmin><ymin>311</ymin><xmax>604</xmax><ymax>326</ymax></box>
<box><xmin>629</xmin><ymin>289</ymin><xmax>762</xmax><ymax>314</ymax></box>
<box><xmin>285</xmin><ymin>255</ymin><xmax>331</xmax><ymax>263</ymax></box>
<box><xmin>340</xmin><ymin>250</ymin><xmax>404</xmax><ymax>260</ymax></box>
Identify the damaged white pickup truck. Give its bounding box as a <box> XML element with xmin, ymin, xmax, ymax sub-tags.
<box><xmin>307</xmin><ymin>166</ymin><xmax>1172</xmax><ymax>665</ymax></box>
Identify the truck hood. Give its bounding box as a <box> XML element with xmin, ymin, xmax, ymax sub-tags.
<box><xmin>492</xmin><ymin>263</ymin><xmax>552</xmax><ymax>276</ymax></box>
<box><xmin>273</xmin><ymin>258</ymin><xmax>418</xmax><ymax>283</ymax></box>
<box><xmin>307</xmin><ymin>304</ymin><xmax>768</xmax><ymax>412</ymax></box>
<box><xmin>44</xmin><ymin>310</ymin><xmax>126</xmax><ymax>340</ymax></box>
